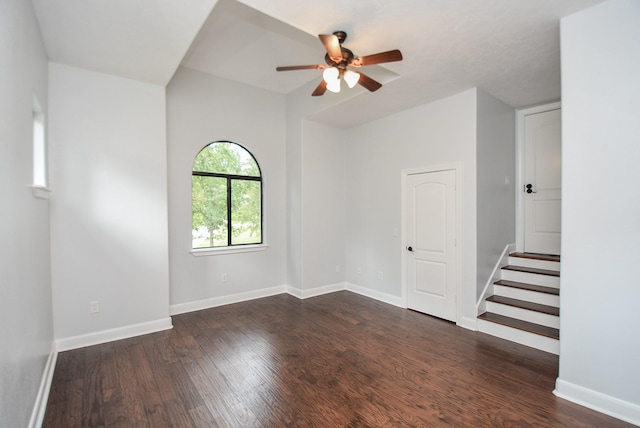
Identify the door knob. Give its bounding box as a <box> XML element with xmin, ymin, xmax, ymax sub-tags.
<box><xmin>407</xmin><ymin>246</ymin><xmax>413</xmax><ymax>252</ymax></box>
<box><xmin>525</xmin><ymin>184</ymin><xmax>536</xmax><ymax>194</ymax></box>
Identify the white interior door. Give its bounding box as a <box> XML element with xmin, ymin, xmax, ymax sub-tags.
<box><xmin>523</xmin><ymin>108</ymin><xmax>562</xmax><ymax>255</ymax></box>
<box><xmin>405</xmin><ymin>169</ymin><xmax>457</xmax><ymax>322</ymax></box>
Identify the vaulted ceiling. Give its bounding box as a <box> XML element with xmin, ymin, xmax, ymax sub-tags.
<box><xmin>32</xmin><ymin>0</ymin><xmax>605</xmax><ymax>127</ymax></box>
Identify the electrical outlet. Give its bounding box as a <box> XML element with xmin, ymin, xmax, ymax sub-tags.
<box><xmin>377</xmin><ymin>271</ymin><xmax>384</xmax><ymax>280</ymax></box>
<box><xmin>221</xmin><ymin>273</ymin><xmax>228</xmax><ymax>282</ymax></box>
<box><xmin>356</xmin><ymin>266</ymin><xmax>362</xmax><ymax>274</ymax></box>
<box><xmin>336</xmin><ymin>264</ymin><xmax>341</xmax><ymax>273</ymax></box>
<box><xmin>89</xmin><ymin>300</ymin><xmax>99</xmax><ymax>314</ymax></box>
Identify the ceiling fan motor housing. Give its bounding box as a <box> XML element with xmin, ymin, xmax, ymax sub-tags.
<box><xmin>333</xmin><ymin>30</ymin><xmax>347</xmax><ymax>44</ymax></box>
<box><xmin>325</xmin><ymin>48</ymin><xmax>354</xmax><ymax>69</ymax></box>
<box><xmin>324</xmin><ymin>31</ymin><xmax>353</xmax><ymax>69</ymax></box>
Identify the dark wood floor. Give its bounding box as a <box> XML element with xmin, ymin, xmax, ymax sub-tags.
<box><xmin>44</xmin><ymin>291</ymin><xmax>631</xmax><ymax>427</ymax></box>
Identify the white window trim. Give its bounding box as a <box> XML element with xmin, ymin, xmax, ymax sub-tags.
<box><xmin>190</xmin><ymin>243</ymin><xmax>269</xmax><ymax>257</ymax></box>
<box><xmin>32</xmin><ymin>185</ymin><xmax>51</xmax><ymax>199</ymax></box>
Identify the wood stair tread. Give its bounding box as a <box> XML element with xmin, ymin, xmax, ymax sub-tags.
<box><xmin>502</xmin><ymin>265</ymin><xmax>560</xmax><ymax>277</ymax></box>
<box><xmin>494</xmin><ymin>280</ymin><xmax>560</xmax><ymax>295</ymax></box>
<box><xmin>509</xmin><ymin>252</ymin><xmax>560</xmax><ymax>262</ymax></box>
<box><xmin>478</xmin><ymin>312</ymin><xmax>560</xmax><ymax>340</ymax></box>
<box><xmin>486</xmin><ymin>295</ymin><xmax>559</xmax><ymax>316</ymax></box>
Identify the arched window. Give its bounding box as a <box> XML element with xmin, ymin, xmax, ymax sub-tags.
<box><xmin>192</xmin><ymin>141</ymin><xmax>262</xmax><ymax>249</ymax></box>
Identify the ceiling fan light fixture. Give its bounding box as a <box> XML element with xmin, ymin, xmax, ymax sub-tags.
<box><xmin>322</xmin><ymin>67</ymin><xmax>339</xmax><ymax>83</ymax></box>
<box><xmin>326</xmin><ymin>77</ymin><xmax>341</xmax><ymax>93</ymax></box>
<box><xmin>343</xmin><ymin>69</ymin><xmax>360</xmax><ymax>88</ymax></box>
<box><xmin>323</xmin><ymin>67</ymin><xmax>341</xmax><ymax>92</ymax></box>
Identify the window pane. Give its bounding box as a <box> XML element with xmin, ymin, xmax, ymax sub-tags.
<box><xmin>193</xmin><ymin>142</ymin><xmax>260</xmax><ymax>177</ymax></box>
<box><xmin>192</xmin><ymin>176</ymin><xmax>228</xmax><ymax>248</ymax></box>
<box><xmin>231</xmin><ymin>179</ymin><xmax>261</xmax><ymax>245</ymax></box>
<box><xmin>33</xmin><ymin>97</ymin><xmax>47</xmax><ymax>187</ymax></box>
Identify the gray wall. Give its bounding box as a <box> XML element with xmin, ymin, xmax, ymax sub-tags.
<box><xmin>476</xmin><ymin>90</ymin><xmax>516</xmax><ymax>299</ymax></box>
<box><xmin>301</xmin><ymin>120</ymin><xmax>346</xmax><ymax>291</ymax></box>
<box><xmin>0</xmin><ymin>0</ymin><xmax>54</xmax><ymax>426</ymax></box>
<box><xmin>48</xmin><ymin>63</ymin><xmax>171</xmax><ymax>345</ymax></box>
<box><xmin>557</xmin><ymin>0</ymin><xmax>640</xmax><ymax>423</ymax></box>
<box><xmin>166</xmin><ymin>67</ymin><xmax>288</xmax><ymax>308</ymax></box>
<box><xmin>344</xmin><ymin>89</ymin><xmax>479</xmax><ymax>320</ymax></box>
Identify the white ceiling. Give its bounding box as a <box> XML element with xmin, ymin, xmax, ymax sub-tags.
<box><xmin>32</xmin><ymin>0</ymin><xmax>606</xmax><ymax>128</ymax></box>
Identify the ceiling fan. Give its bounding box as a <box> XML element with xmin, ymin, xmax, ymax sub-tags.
<box><xmin>276</xmin><ymin>31</ymin><xmax>403</xmax><ymax>96</ymax></box>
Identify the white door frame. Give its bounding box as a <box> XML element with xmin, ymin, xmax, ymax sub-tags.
<box><xmin>515</xmin><ymin>101</ymin><xmax>561</xmax><ymax>253</ymax></box>
<box><xmin>401</xmin><ymin>163</ymin><xmax>463</xmax><ymax>324</ymax></box>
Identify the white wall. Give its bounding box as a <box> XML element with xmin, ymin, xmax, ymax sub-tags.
<box><xmin>0</xmin><ymin>0</ymin><xmax>54</xmax><ymax>426</ymax></box>
<box><xmin>284</xmin><ymin>78</ymin><xmax>359</xmax><ymax>292</ymax></box>
<box><xmin>476</xmin><ymin>90</ymin><xmax>515</xmax><ymax>300</ymax></box>
<box><xmin>166</xmin><ymin>67</ymin><xmax>287</xmax><ymax>309</ymax></box>
<box><xmin>344</xmin><ymin>89</ymin><xmax>478</xmax><ymax>319</ymax></box>
<box><xmin>286</xmin><ymin>101</ymin><xmax>304</xmax><ymax>291</ymax></box>
<box><xmin>48</xmin><ymin>63</ymin><xmax>171</xmax><ymax>345</ymax></box>
<box><xmin>557</xmin><ymin>0</ymin><xmax>640</xmax><ymax>424</ymax></box>
<box><xmin>300</xmin><ymin>120</ymin><xmax>346</xmax><ymax>292</ymax></box>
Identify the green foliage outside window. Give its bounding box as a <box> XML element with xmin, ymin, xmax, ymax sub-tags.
<box><xmin>192</xmin><ymin>142</ymin><xmax>262</xmax><ymax>248</ymax></box>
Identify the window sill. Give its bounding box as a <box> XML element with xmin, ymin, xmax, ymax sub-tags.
<box><xmin>190</xmin><ymin>244</ymin><xmax>269</xmax><ymax>257</ymax></box>
<box><xmin>32</xmin><ymin>185</ymin><xmax>51</xmax><ymax>199</ymax></box>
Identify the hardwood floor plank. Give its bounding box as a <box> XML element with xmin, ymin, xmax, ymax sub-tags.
<box><xmin>44</xmin><ymin>291</ymin><xmax>633</xmax><ymax>427</ymax></box>
<box><xmin>81</xmin><ymin>346</ymin><xmax>104</xmax><ymax>427</ymax></box>
<box><xmin>63</xmin><ymin>378</ymin><xmax>84</xmax><ymax>428</ymax></box>
<box><xmin>110</xmin><ymin>341</ymin><xmax>150</xmax><ymax>427</ymax></box>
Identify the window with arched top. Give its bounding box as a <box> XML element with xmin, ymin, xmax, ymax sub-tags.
<box><xmin>192</xmin><ymin>141</ymin><xmax>262</xmax><ymax>249</ymax></box>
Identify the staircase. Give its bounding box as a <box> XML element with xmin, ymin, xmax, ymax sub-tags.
<box><xmin>477</xmin><ymin>252</ymin><xmax>560</xmax><ymax>354</ymax></box>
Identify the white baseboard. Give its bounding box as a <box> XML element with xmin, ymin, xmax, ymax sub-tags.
<box><xmin>554</xmin><ymin>379</ymin><xmax>640</xmax><ymax>426</ymax></box>
<box><xmin>55</xmin><ymin>317</ymin><xmax>173</xmax><ymax>352</ymax></box>
<box><xmin>458</xmin><ymin>316</ymin><xmax>478</xmax><ymax>331</ymax></box>
<box><xmin>287</xmin><ymin>282</ymin><xmax>346</xmax><ymax>299</ymax></box>
<box><xmin>170</xmin><ymin>283</ymin><xmax>347</xmax><ymax>317</ymax></box>
<box><xmin>345</xmin><ymin>282</ymin><xmax>403</xmax><ymax>308</ymax></box>
<box><xmin>170</xmin><ymin>285</ymin><xmax>287</xmax><ymax>315</ymax></box>
<box><xmin>28</xmin><ymin>344</ymin><xmax>58</xmax><ymax>428</ymax></box>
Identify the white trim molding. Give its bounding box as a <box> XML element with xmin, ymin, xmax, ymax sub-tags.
<box><xmin>31</xmin><ymin>185</ymin><xmax>51</xmax><ymax>199</ymax></box>
<box><xmin>170</xmin><ymin>283</ymin><xmax>403</xmax><ymax>317</ymax></box>
<box><xmin>55</xmin><ymin>318</ymin><xmax>173</xmax><ymax>352</ymax></box>
<box><xmin>190</xmin><ymin>243</ymin><xmax>269</xmax><ymax>257</ymax></box>
<box><xmin>287</xmin><ymin>283</ymin><xmax>346</xmax><ymax>300</ymax></box>
<box><xmin>28</xmin><ymin>344</ymin><xmax>57</xmax><ymax>428</ymax></box>
<box><xmin>346</xmin><ymin>283</ymin><xmax>403</xmax><ymax>308</ymax></box>
<box><xmin>458</xmin><ymin>317</ymin><xmax>478</xmax><ymax>331</ymax></box>
<box><xmin>554</xmin><ymin>379</ymin><xmax>640</xmax><ymax>426</ymax></box>
<box><xmin>170</xmin><ymin>285</ymin><xmax>287</xmax><ymax>315</ymax></box>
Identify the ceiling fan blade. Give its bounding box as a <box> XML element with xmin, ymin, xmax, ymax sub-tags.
<box><xmin>355</xmin><ymin>71</ymin><xmax>382</xmax><ymax>92</ymax></box>
<box><xmin>311</xmin><ymin>80</ymin><xmax>327</xmax><ymax>96</ymax></box>
<box><xmin>319</xmin><ymin>34</ymin><xmax>343</xmax><ymax>63</ymax></box>
<box><xmin>350</xmin><ymin>49</ymin><xmax>403</xmax><ymax>67</ymax></box>
<box><xmin>276</xmin><ymin>65</ymin><xmax>325</xmax><ymax>72</ymax></box>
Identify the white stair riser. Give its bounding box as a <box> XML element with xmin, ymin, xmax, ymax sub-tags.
<box><xmin>508</xmin><ymin>257</ymin><xmax>560</xmax><ymax>272</ymax></box>
<box><xmin>477</xmin><ymin>319</ymin><xmax>559</xmax><ymax>355</ymax></box>
<box><xmin>494</xmin><ymin>285</ymin><xmax>560</xmax><ymax>307</ymax></box>
<box><xmin>486</xmin><ymin>301</ymin><xmax>560</xmax><ymax>329</ymax></box>
<box><xmin>501</xmin><ymin>269</ymin><xmax>560</xmax><ymax>288</ymax></box>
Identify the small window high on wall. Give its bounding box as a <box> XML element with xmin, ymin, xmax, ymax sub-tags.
<box><xmin>32</xmin><ymin>95</ymin><xmax>49</xmax><ymax>199</ymax></box>
<box><xmin>192</xmin><ymin>141</ymin><xmax>262</xmax><ymax>249</ymax></box>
